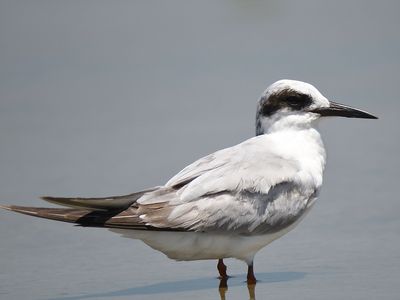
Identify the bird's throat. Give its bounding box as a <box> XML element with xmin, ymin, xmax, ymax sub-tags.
<box><xmin>256</xmin><ymin>112</ymin><xmax>319</xmax><ymax>135</ymax></box>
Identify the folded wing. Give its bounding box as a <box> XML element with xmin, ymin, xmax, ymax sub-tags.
<box><xmin>137</xmin><ymin>135</ymin><xmax>308</xmax><ymax>234</ymax></box>
<box><xmin>1</xmin><ymin>135</ymin><xmax>309</xmax><ymax>234</ymax></box>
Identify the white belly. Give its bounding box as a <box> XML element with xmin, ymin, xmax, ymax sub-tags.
<box><xmin>109</xmin><ymin>198</ymin><xmax>315</xmax><ymax>264</ymax></box>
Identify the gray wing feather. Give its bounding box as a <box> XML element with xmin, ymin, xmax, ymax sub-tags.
<box><xmin>165</xmin><ymin>137</ymin><xmax>299</xmax><ymax>201</ymax></box>
<box><xmin>166</xmin><ymin>149</ymin><xmax>230</xmax><ymax>188</ymax></box>
<box><xmin>136</xmin><ymin>183</ymin><xmax>316</xmax><ymax>234</ymax></box>
<box><xmin>42</xmin><ymin>187</ymin><xmax>158</xmax><ymax>211</ymax></box>
<box><xmin>137</xmin><ymin>136</ymin><xmax>308</xmax><ymax>234</ymax></box>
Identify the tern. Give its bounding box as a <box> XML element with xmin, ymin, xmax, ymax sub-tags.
<box><xmin>0</xmin><ymin>79</ymin><xmax>377</xmax><ymax>284</ymax></box>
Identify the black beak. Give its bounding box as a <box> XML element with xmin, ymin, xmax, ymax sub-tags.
<box><xmin>311</xmin><ymin>101</ymin><xmax>378</xmax><ymax>119</ymax></box>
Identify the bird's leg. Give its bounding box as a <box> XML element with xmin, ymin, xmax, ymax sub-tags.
<box><xmin>217</xmin><ymin>259</ymin><xmax>228</xmax><ymax>278</ymax></box>
<box><xmin>217</xmin><ymin>259</ymin><xmax>229</xmax><ymax>289</ymax></box>
<box><xmin>247</xmin><ymin>262</ymin><xmax>257</xmax><ymax>284</ymax></box>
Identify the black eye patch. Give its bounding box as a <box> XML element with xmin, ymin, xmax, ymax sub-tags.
<box><xmin>285</xmin><ymin>96</ymin><xmax>300</xmax><ymax>104</ymax></box>
<box><xmin>284</xmin><ymin>93</ymin><xmax>313</xmax><ymax>110</ymax></box>
<box><xmin>259</xmin><ymin>90</ymin><xmax>313</xmax><ymax>117</ymax></box>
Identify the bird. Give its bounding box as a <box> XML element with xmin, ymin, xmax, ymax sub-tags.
<box><xmin>0</xmin><ymin>79</ymin><xmax>377</xmax><ymax>284</ymax></box>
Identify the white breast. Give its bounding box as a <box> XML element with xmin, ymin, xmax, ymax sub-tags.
<box><xmin>267</xmin><ymin>127</ymin><xmax>326</xmax><ymax>190</ymax></box>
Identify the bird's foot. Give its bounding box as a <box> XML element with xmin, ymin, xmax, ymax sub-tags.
<box><xmin>246</xmin><ymin>275</ymin><xmax>257</xmax><ymax>285</ymax></box>
<box><xmin>246</xmin><ymin>263</ymin><xmax>257</xmax><ymax>285</ymax></box>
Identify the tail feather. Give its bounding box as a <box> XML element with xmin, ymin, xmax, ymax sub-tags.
<box><xmin>0</xmin><ymin>205</ymin><xmax>93</xmax><ymax>223</ymax></box>
<box><xmin>0</xmin><ymin>186</ymin><xmax>181</xmax><ymax>231</ymax></box>
<box><xmin>0</xmin><ymin>204</ymin><xmax>154</xmax><ymax>230</ymax></box>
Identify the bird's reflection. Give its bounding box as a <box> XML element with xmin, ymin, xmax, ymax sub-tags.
<box><xmin>247</xmin><ymin>283</ymin><xmax>256</xmax><ymax>300</ymax></box>
<box><xmin>219</xmin><ymin>285</ymin><xmax>228</xmax><ymax>300</ymax></box>
<box><xmin>48</xmin><ymin>272</ymin><xmax>304</xmax><ymax>300</ymax></box>
<box><xmin>218</xmin><ymin>277</ymin><xmax>255</xmax><ymax>300</ymax></box>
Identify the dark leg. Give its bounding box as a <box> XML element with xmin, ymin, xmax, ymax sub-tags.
<box><xmin>217</xmin><ymin>259</ymin><xmax>228</xmax><ymax>278</ymax></box>
<box><xmin>247</xmin><ymin>262</ymin><xmax>257</xmax><ymax>284</ymax></box>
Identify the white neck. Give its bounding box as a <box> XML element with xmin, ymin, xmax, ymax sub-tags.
<box><xmin>256</xmin><ymin>112</ymin><xmax>319</xmax><ymax>135</ymax></box>
<box><xmin>256</xmin><ymin>112</ymin><xmax>326</xmax><ymax>189</ymax></box>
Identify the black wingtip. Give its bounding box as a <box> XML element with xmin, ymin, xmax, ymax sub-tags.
<box><xmin>40</xmin><ymin>196</ymin><xmax>59</xmax><ymax>202</ymax></box>
<box><xmin>0</xmin><ymin>205</ymin><xmax>42</xmax><ymax>217</ymax></box>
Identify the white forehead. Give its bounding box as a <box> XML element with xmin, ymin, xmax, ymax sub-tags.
<box><xmin>263</xmin><ymin>79</ymin><xmax>329</xmax><ymax>105</ymax></box>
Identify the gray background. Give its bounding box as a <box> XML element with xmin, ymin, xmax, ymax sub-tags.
<box><xmin>0</xmin><ymin>1</ymin><xmax>399</xmax><ymax>299</ymax></box>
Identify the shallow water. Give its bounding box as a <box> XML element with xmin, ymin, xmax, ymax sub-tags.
<box><xmin>1</xmin><ymin>1</ymin><xmax>399</xmax><ymax>299</ymax></box>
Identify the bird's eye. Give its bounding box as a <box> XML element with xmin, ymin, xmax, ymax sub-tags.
<box><xmin>286</xmin><ymin>96</ymin><xmax>298</xmax><ymax>103</ymax></box>
<box><xmin>284</xmin><ymin>93</ymin><xmax>312</xmax><ymax>110</ymax></box>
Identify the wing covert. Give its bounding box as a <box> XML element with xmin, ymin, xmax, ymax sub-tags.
<box><xmin>136</xmin><ymin>135</ymin><xmax>306</xmax><ymax>233</ymax></box>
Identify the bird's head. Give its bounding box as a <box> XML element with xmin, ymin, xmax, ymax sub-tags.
<box><xmin>256</xmin><ymin>79</ymin><xmax>377</xmax><ymax>135</ymax></box>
